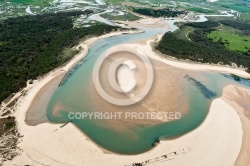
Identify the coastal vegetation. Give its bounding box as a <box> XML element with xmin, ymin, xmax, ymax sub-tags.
<box><xmin>132</xmin><ymin>7</ymin><xmax>186</xmax><ymax>18</ymax></box>
<box><xmin>0</xmin><ymin>11</ymin><xmax>122</xmax><ymax>102</ymax></box>
<box><xmin>222</xmin><ymin>4</ymin><xmax>250</xmax><ymax>13</ymax></box>
<box><xmin>185</xmin><ymin>21</ymin><xmax>220</xmax><ymax>28</ymax></box>
<box><xmin>0</xmin><ymin>116</ymin><xmax>21</xmax><ymax>163</ymax></box>
<box><xmin>156</xmin><ymin>20</ymin><xmax>250</xmax><ymax>73</ymax></box>
<box><xmin>219</xmin><ymin>20</ymin><xmax>250</xmax><ymax>34</ymax></box>
<box><xmin>206</xmin><ymin>20</ymin><xmax>250</xmax><ymax>52</ymax></box>
<box><xmin>101</xmin><ymin>12</ymin><xmax>141</xmax><ymax>21</ymax></box>
<box><xmin>241</xmin><ymin>13</ymin><xmax>250</xmax><ymax>22</ymax></box>
<box><xmin>207</xmin><ymin>27</ymin><xmax>250</xmax><ymax>52</ymax></box>
<box><xmin>173</xmin><ymin>25</ymin><xmax>194</xmax><ymax>41</ymax></box>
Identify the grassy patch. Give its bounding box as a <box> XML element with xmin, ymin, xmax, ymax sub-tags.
<box><xmin>241</xmin><ymin>13</ymin><xmax>250</xmax><ymax>22</ymax></box>
<box><xmin>156</xmin><ymin>31</ymin><xmax>250</xmax><ymax>72</ymax></box>
<box><xmin>174</xmin><ymin>25</ymin><xmax>193</xmax><ymax>41</ymax></box>
<box><xmin>207</xmin><ymin>27</ymin><xmax>250</xmax><ymax>52</ymax></box>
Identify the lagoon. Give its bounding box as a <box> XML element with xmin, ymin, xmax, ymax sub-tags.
<box><xmin>46</xmin><ymin>28</ymin><xmax>250</xmax><ymax>154</ymax></box>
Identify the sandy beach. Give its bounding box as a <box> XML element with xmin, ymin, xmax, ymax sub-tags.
<box><xmin>222</xmin><ymin>85</ymin><xmax>250</xmax><ymax>166</ymax></box>
<box><xmin>4</xmin><ymin>20</ymin><xmax>250</xmax><ymax>165</ymax></box>
<box><xmin>14</xmin><ymin>30</ymin><xmax>140</xmax><ymax>134</ymax></box>
<box><xmin>146</xmin><ymin>35</ymin><xmax>250</xmax><ymax>79</ymax></box>
<box><xmin>6</xmin><ymin>96</ymin><xmax>243</xmax><ymax>166</ymax></box>
<box><xmin>25</xmin><ymin>72</ymin><xmax>66</xmax><ymax>126</ymax></box>
<box><xmin>1</xmin><ymin>29</ymin><xmax>249</xmax><ymax>166</ymax></box>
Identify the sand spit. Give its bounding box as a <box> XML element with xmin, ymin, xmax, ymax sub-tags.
<box><xmin>25</xmin><ymin>72</ymin><xmax>66</xmax><ymax>126</ymax></box>
<box><xmin>6</xmin><ymin>97</ymin><xmax>242</xmax><ymax>166</ymax></box>
<box><xmin>222</xmin><ymin>85</ymin><xmax>250</xmax><ymax>166</ymax></box>
<box><xmin>4</xmin><ymin>13</ymin><xmax>250</xmax><ymax>164</ymax></box>
<box><xmin>5</xmin><ymin>34</ymin><xmax>249</xmax><ymax>165</ymax></box>
<box><xmin>13</xmin><ymin>30</ymin><xmax>140</xmax><ymax>134</ymax></box>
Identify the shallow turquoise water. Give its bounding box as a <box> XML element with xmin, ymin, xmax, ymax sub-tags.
<box><xmin>47</xmin><ymin>30</ymin><xmax>250</xmax><ymax>154</ymax></box>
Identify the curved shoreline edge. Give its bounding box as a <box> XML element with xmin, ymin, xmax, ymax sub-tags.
<box><xmin>222</xmin><ymin>85</ymin><xmax>250</xmax><ymax>166</ymax></box>
<box><xmin>5</xmin><ymin>30</ymin><xmax>250</xmax><ymax>165</ymax></box>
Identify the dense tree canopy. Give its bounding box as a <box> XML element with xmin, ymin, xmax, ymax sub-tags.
<box><xmin>219</xmin><ymin>20</ymin><xmax>250</xmax><ymax>35</ymax></box>
<box><xmin>156</xmin><ymin>30</ymin><xmax>250</xmax><ymax>73</ymax></box>
<box><xmin>185</xmin><ymin>21</ymin><xmax>220</xmax><ymax>28</ymax></box>
<box><xmin>219</xmin><ymin>20</ymin><xmax>250</xmax><ymax>30</ymax></box>
<box><xmin>156</xmin><ymin>20</ymin><xmax>250</xmax><ymax>74</ymax></box>
<box><xmin>132</xmin><ymin>8</ymin><xmax>186</xmax><ymax>18</ymax></box>
<box><xmin>0</xmin><ymin>11</ymin><xmax>121</xmax><ymax>102</ymax></box>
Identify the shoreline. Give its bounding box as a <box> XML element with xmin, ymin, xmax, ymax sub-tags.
<box><xmin>5</xmin><ymin>26</ymin><xmax>250</xmax><ymax>165</ymax></box>
<box><xmin>14</xmin><ymin>30</ymin><xmax>141</xmax><ymax>134</ymax></box>
<box><xmin>25</xmin><ymin>72</ymin><xmax>66</xmax><ymax>126</ymax></box>
<box><xmin>145</xmin><ymin>35</ymin><xmax>250</xmax><ymax>79</ymax></box>
<box><xmin>222</xmin><ymin>85</ymin><xmax>250</xmax><ymax>166</ymax></box>
<box><xmin>6</xmin><ymin>89</ymin><xmax>243</xmax><ymax>166</ymax></box>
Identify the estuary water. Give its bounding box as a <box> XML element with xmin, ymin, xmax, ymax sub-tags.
<box><xmin>46</xmin><ymin>28</ymin><xmax>250</xmax><ymax>154</ymax></box>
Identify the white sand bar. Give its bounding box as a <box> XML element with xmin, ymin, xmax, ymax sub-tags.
<box><xmin>6</xmin><ymin>36</ymin><xmax>248</xmax><ymax>165</ymax></box>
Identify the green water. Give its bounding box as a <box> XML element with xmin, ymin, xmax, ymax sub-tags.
<box><xmin>47</xmin><ymin>30</ymin><xmax>250</xmax><ymax>154</ymax></box>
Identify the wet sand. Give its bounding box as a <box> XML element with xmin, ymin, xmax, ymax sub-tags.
<box><xmin>89</xmin><ymin>44</ymin><xmax>189</xmax><ymax>131</ymax></box>
<box><xmin>20</xmin><ymin>30</ymin><xmax>139</xmax><ymax>128</ymax></box>
<box><xmin>6</xmin><ymin>93</ymin><xmax>243</xmax><ymax>166</ymax></box>
<box><xmin>25</xmin><ymin>72</ymin><xmax>66</xmax><ymax>126</ymax></box>
<box><xmin>7</xmin><ymin>28</ymin><xmax>250</xmax><ymax>166</ymax></box>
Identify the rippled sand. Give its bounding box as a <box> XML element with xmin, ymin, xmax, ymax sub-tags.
<box><xmin>89</xmin><ymin>44</ymin><xmax>190</xmax><ymax>131</ymax></box>
<box><xmin>10</xmin><ymin>31</ymin><xmax>250</xmax><ymax>166</ymax></box>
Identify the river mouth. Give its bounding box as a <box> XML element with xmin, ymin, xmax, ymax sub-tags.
<box><xmin>46</xmin><ymin>30</ymin><xmax>250</xmax><ymax>154</ymax></box>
